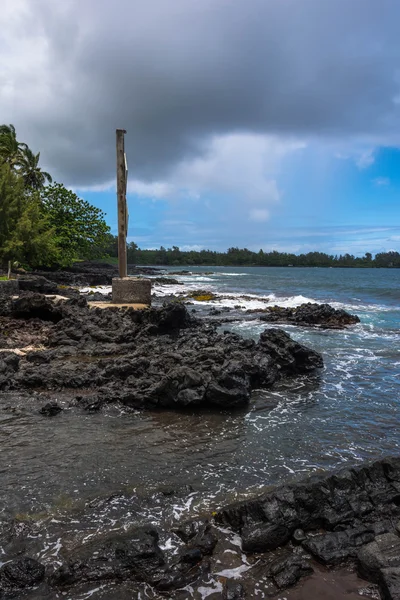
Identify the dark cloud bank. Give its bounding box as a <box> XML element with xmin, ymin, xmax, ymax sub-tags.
<box><xmin>3</xmin><ymin>0</ymin><xmax>400</xmax><ymax>185</ymax></box>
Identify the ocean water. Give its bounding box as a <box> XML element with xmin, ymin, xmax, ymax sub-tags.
<box><xmin>1</xmin><ymin>268</ymin><xmax>400</xmax><ymax>537</ymax></box>
<box><xmin>1</xmin><ymin>267</ymin><xmax>399</xmax><ymax>598</ymax></box>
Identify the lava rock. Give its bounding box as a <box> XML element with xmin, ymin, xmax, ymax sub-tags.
<box><xmin>303</xmin><ymin>527</ymin><xmax>376</xmax><ymax>565</ymax></box>
<box><xmin>259</xmin><ymin>302</ymin><xmax>360</xmax><ymax>329</ymax></box>
<box><xmin>2</xmin><ymin>296</ymin><xmax>324</xmax><ymax>410</ymax></box>
<box><xmin>268</xmin><ymin>553</ymin><xmax>313</xmax><ymax>589</ymax></box>
<box><xmin>0</xmin><ymin>557</ymin><xmax>45</xmax><ymax>591</ymax></box>
<box><xmin>357</xmin><ymin>533</ymin><xmax>400</xmax><ymax>583</ymax></box>
<box><xmin>380</xmin><ymin>567</ymin><xmax>400</xmax><ymax>600</ymax></box>
<box><xmin>241</xmin><ymin>523</ymin><xmax>292</xmax><ymax>552</ymax></box>
<box><xmin>39</xmin><ymin>402</ymin><xmax>63</xmax><ymax>416</ymax></box>
<box><xmin>257</xmin><ymin>328</ymin><xmax>324</xmax><ymax>374</ymax></box>
<box><xmin>17</xmin><ymin>275</ymin><xmax>58</xmax><ymax>295</ymax></box>
<box><xmin>11</xmin><ymin>293</ymin><xmax>63</xmax><ymax>322</ymax></box>
<box><xmin>223</xmin><ymin>580</ymin><xmax>246</xmax><ymax>599</ymax></box>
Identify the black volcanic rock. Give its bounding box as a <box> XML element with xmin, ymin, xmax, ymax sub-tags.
<box><xmin>0</xmin><ymin>557</ymin><xmax>45</xmax><ymax>593</ymax></box>
<box><xmin>1</xmin><ymin>295</ymin><xmax>324</xmax><ymax>410</ymax></box>
<box><xmin>259</xmin><ymin>302</ymin><xmax>360</xmax><ymax>328</ymax></box>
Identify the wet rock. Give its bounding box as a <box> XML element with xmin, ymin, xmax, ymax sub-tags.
<box><xmin>51</xmin><ymin>526</ymin><xmax>208</xmax><ymax>592</ymax></box>
<box><xmin>0</xmin><ymin>557</ymin><xmax>45</xmax><ymax>592</ymax></box>
<box><xmin>259</xmin><ymin>302</ymin><xmax>360</xmax><ymax>329</ymax></box>
<box><xmin>268</xmin><ymin>553</ymin><xmax>313</xmax><ymax>589</ymax></box>
<box><xmin>293</xmin><ymin>528</ymin><xmax>307</xmax><ymax>544</ymax></box>
<box><xmin>242</xmin><ymin>523</ymin><xmax>292</xmax><ymax>552</ymax></box>
<box><xmin>303</xmin><ymin>527</ymin><xmax>376</xmax><ymax>565</ymax></box>
<box><xmin>216</xmin><ymin>457</ymin><xmax>400</xmax><ymax>568</ymax></box>
<box><xmin>257</xmin><ymin>328</ymin><xmax>324</xmax><ymax>374</ymax></box>
<box><xmin>173</xmin><ymin>520</ymin><xmax>217</xmax><ymax>556</ymax></box>
<box><xmin>2</xmin><ymin>296</ymin><xmax>323</xmax><ymax>410</ymax></box>
<box><xmin>380</xmin><ymin>567</ymin><xmax>400</xmax><ymax>600</ymax></box>
<box><xmin>223</xmin><ymin>579</ymin><xmax>246</xmax><ymax>599</ymax></box>
<box><xmin>357</xmin><ymin>533</ymin><xmax>400</xmax><ymax>583</ymax></box>
<box><xmin>39</xmin><ymin>402</ymin><xmax>63</xmax><ymax>416</ymax></box>
<box><xmin>52</xmin><ymin>527</ymin><xmax>164</xmax><ymax>587</ymax></box>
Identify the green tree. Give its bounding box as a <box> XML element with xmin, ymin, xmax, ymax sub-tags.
<box><xmin>0</xmin><ymin>124</ymin><xmax>27</xmax><ymax>169</ymax></box>
<box><xmin>18</xmin><ymin>146</ymin><xmax>52</xmax><ymax>190</ymax></box>
<box><xmin>40</xmin><ymin>183</ymin><xmax>111</xmax><ymax>264</ymax></box>
<box><xmin>0</xmin><ymin>163</ymin><xmax>59</xmax><ymax>267</ymax></box>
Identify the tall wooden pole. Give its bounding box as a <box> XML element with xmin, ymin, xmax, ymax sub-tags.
<box><xmin>116</xmin><ymin>128</ymin><xmax>127</xmax><ymax>278</ymax></box>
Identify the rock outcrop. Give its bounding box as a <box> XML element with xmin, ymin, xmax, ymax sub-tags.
<box><xmin>0</xmin><ymin>294</ymin><xmax>323</xmax><ymax>410</ymax></box>
<box><xmin>259</xmin><ymin>302</ymin><xmax>360</xmax><ymax>328</ymax></box>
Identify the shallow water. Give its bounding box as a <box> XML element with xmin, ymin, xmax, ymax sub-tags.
<box><xmin>2</xmin><ymin>268</ymin><xmax>400</xmax><ymax>526</ymax></box>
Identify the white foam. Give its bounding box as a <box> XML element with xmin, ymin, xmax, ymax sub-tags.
<box><xmin>216</xmin><ymin>563</ymin><xmax>253</xmax><ymax>578</ymax></box>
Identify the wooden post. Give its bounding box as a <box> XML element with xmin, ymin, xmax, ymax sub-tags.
<box><xmin>116</xmin><ymin>128</ymin><xmax>127</xmax><ymax>278</ymax></box>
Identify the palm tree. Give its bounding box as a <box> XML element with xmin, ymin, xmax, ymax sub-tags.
<box><xmin>0</xmin><ymin>124</ymin><xmax>27</xmax><ymax>168</ymax></box>
<box><xmin>18</xmin><ymin>146</ymin><xmax>52</xmax><ymax>190</ymax></box>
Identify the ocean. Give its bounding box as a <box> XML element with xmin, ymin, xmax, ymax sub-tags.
<box><xmin>1</xmin><ymin>267</ymin><xmax>399</xmax><ymax>570</ymax></box>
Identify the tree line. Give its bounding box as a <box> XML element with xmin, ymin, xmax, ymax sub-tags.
<box><xmin>0</xmin><ymin>124</ymin><xmax>110</xmax><ymax>268</ymax></box>
<box><xmin>102</xmin><ymin>238</ymin><xmax>400</xmax><ymax>268</ymax></box>
<box><xmin>1</xmin><ymin>124</ymin><xmax>398</xmax><ymax>270</ymax></box>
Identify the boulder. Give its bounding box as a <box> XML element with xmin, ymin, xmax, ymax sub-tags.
<box><xmin>257</xmin><ymin>328</ymin><xmax>324</xmax><ymax>374</ymax></box>
<box><xmin>357</xmin><ymin>533</ymin><xmax>400</xmax><ymax>583</ymax></box>
<box><xmin>11</xmin><ymin>293</ymin><xmax>63</xmax><ymax>322</ymax></box>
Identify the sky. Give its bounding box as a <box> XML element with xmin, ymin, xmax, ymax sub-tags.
<box><xmin>1</xmin><ymin>0</ymin><xmax>400</xmax><ymax>255</ymax></box>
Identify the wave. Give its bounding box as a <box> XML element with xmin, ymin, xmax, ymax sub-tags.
<box><xmin>217</xmin><ymin>272</ymin><xmax>248</xmax><ymax>276</ymax></box>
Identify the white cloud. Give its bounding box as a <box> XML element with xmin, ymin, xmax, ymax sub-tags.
<box><xmin>121</xmin><ymin>134</ymin><xmax>304</xmax><ymax>227</ymax></box>
<box><xmin>372</xmin><ymin>177</ymin><xmax>390</xmax><ymax>186</ymax></box>
<box><xmin>127</xmin><ymin>180</ymin><xmax>173</xmax><ymax>199</ymax></box>
<box><xmin>356</xmin><ymin>149</ymin><xmax>375</xmax><ymax>169</ymax></box>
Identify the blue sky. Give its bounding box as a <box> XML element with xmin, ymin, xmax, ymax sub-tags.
<box><xmin>2</xmin><ymin>0</ymin><xmax>400</xmax><ymax>256</ymax></box>
<box><xmin>80</xmin><ymin>143</ymin><xmax>400</xmax><ymax>256</ymax></box>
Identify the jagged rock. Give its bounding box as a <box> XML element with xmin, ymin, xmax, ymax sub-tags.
<box><xmin>39</xmin><ymin>402</ymin><xmax>63</xmax><ymax>416</ymax></box>
<box><xmin>17</xmin><ymin>275</ymin><xmax>58</xmax><ymax>294</ymax></box>
<box><xmin>223</xmin><ymin>580</ymin><xmax>246</xmax><ymax>599</ymax></box>
<box><xmin>242</xmin><ymin>522</ymin><xmax>292</xmax><ymax>552</ymax></box>
<box><xmin>357</xmin><ymin>533</ymin><xmax>400</xmax><ymax>583</ymax></box>
<box><xmin>257</xmin><ymin>328</ymin><xmax>324</xmax><ymax>374</ymax></box>
<box><xmin>380</xmin><ymin>567</ymin><xmax>400</xmax><ymax>600</ymax></box>
<box><xmin>51</xmin><ymin>526</ymin><xmax>208</xmax><ymax>592</ymax></box>
<box><xmin>267</xmin><ymin>553</ymin><xmax>313</xmax><ymax>589</ymax></box>
<box><xmin>303</xmin><ymin>527</ymin><xmax>376</xmax><ymax>565</ymax></box>
<box><xmin>1</xmin><ymin>296</ymin><xmax>323</xmax><ymax>410</ymax></box>
<box><xmin>216</xmin><ymin>458</ymin><xmax>400</xmax><ymax>556</ymax></box>
<box><xmin>0</xmin><ymin>557</ymin><xmax>45</xmax><ymax>592</ymax></box>
<box><xmin>259</xmin><ymin>302</ymin><xmax>360</xmax><ymax>328</ymax></box>
<box><xmin>11</xmin><ymin>293</ymin><xmax>63</xmax><ymax>322</ymax></box>
<box><xmin>173</xmin><ymin>520</ymin><xmax>217</xmax><ymax>557</ymax></box>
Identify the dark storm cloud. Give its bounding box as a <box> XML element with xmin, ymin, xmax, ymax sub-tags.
<box><xmin>3</xmin><ymin>0</ymin><xmax>400</xmax><ymax>185</ymax></box>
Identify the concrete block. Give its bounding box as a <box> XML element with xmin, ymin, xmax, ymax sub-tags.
<box><xmin>112</xmin><ymin>277</ymin><xmax>151</xmax><ymax>305</ymax></box>
<box><xmin>0</xmin><ymin>279</ymin><xmax>19</xmax><ymax>298</ymax></box>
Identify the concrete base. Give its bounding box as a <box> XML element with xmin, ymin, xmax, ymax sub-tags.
<box><xmin>88</xmin><ymin>302</ymin><xmax>148</xmax><ymax>310</ymax></box>
<box><xmin>112</xmin><ymin>277</ymin><xmax>151</xmax><ymax>305</ymax></box>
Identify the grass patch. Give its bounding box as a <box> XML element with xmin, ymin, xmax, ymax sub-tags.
<box><xmin>0</xmin><ymin>276</ymin><xmax>8</xmax><ymax>280</ymax></box>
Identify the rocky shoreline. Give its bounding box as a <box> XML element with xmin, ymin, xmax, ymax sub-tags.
<box><xmin>0</xmin><ymin>263</ymin><xmax>394</xmax><ymax>598</ymax></box>
<box><xmin>0</xmin><ymin>457</ymin><xmax>399</xmax><ymax>598</ymax></box>
<box><xmin>0</xmin><ymin>292</ymin><xmax>323</xmax><ymax>411</ymax></box>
